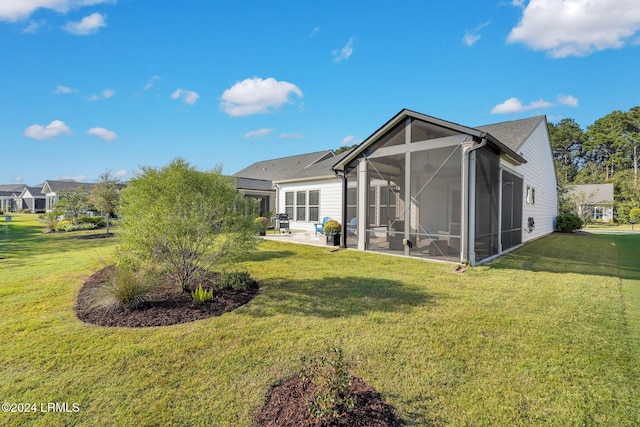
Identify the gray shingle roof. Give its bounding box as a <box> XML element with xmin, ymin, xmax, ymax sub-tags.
<box><xmin>233</xmin><ymin>150</ymin><xmax>336</xmax><ymax>181</ymax></box>
<box><xmin>43</xmin><ymin>180</ymin><xmax>95</xmax><ymax>193</ymax></box>
<box><xmin>0</xmin><ymin>184</ymin><xmax>27</xmax><ymax>193</ymax></box>
<box><xmin>234</xmin><ymin>177</ymin><xmax>274</xmax><ymax>191</ymax></box>
<box><xmin>568</xmin><ymin>184</ymin><xmax>614</xmax><ymax>203</ymax></box>
<box><xmin>476</xmin><ymin>116</ymin><xmax>546</xmax><ymax>152</ymax></box>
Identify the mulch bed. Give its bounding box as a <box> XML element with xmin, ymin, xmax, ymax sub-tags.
<box><xmin>255</xmin><ymin>376</ymin><xmax>401</xmax><ymax>427</ymax></box>
<box><xmin>75</xmin><ymin>232</ymin><xmax>115</xmax><ymax>240</ymax></box>
<box><xmin>75</xmin><ymin>266</ymin><xmax>260</xmax><ymax>327</ymax></box>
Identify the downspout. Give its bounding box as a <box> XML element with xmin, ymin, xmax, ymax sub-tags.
<box><xmin>333</xmin><ymin>168</ymin><xmax>349</xmax><ymax>248</ymax></box>
<box><xmin>463</xmin><ymin>134</ymin><xmax>488</xmax><ymax>266</ymax></box>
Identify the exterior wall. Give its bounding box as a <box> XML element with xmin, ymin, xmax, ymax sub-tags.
<box><xmin>506</xmin><ymin>120</ymin><xmax>558</xmax><ymax>243</ymax></box>
<box><xmin>276</xmin><ymin>178</ymin><xmax>342</xmax><ymax>232</ymax></box>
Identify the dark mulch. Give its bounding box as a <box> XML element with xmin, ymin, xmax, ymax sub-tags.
<box><xmin>255</xmin><ymin>376</ymin><xmax>401</xmax><ymax>427</ymax></box>
<box><xmin>75</xmin><ymin>266</ymin><xmax>260</xmax><ymax>328</ymax></box>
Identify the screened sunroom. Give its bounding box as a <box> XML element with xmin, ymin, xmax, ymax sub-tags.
<box><xmin>334</xmin><ymin>109</ymin><xmax>527</xmax><ymax>265</ymax></box>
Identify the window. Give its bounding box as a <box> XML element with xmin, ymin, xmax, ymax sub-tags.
<box><xmin>296</xmin><ymin>191</ymin><xmax>306</xmax><ymax>221</ymax></box>
<box><xmin>526</xmin><ymin>186</ymin><xmax>535</xmax><ymax>205</ymax></box>
<box><xmin>308</xmin><ymin>190</ymin><xmax>319</xmax><ymax>222</ymax></box>
<box><xmin>285</xmin><ymin>192</ymin><xmax>294</xmax><ymax>218</ymax></box>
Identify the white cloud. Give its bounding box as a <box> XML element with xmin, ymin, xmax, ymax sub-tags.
<box><xmin>244</xmin><ymin>128</ymin><xmax>274</xmax><ymax>139</ymax></box>
<box><xmin>54</xmin><ymin>84</ymin><xmax>76</xmax><ymax>94</ymax></box>
<box><xmin>220</xmin><ymin>77</ymin><xmax>303</xmax><ymax>117</ymax></box>
<box><xmin>333</xmin><ymin>37</ymin><xmax>355</xmax><ymax>62</ymax></box>
<box><xmin>22</xmin><ymin>19</ymin><xmax>44</xmax><ymax>33</ymax></box>
<box><xmin>557</xmin><ymin>94</ymin><xmax>579</xmax><ymax>107</ymax></box>
<box><xmin>144</xmin><ymin>75</ymin><xmax>161</xmax><ymax>90</ymax></box>
<box><xmin>87</xmin><ymin>127</ymin><xmax>117</xmax><ymax>141</ymax></box>
<box><xmin>491</xmin><ymin>97</ymin><xmax>553</xmax><ymax>114</ymax></box>
<box><xmin>342</xmin><ymin>135</ymin><xmax>355</xmax><ymax>145</ymax></box>
<box><xmin>507</xmin><ymin>0</ymin><xmax>640</xmax><ymax>58</ymax></box>
<box><xmin>463</xmin><ymin>22</ymin><xmax>490</xmax><ymax>47</ymax></box>
<box><xmin>309</xmin><ymin>27</ymin><xmax>319</xmax><ymax>38</ymax></box>
<box><xmin>88</xmin><ymin>88</ymin><xmax>114</xmax><ymax>101</ymax></box>
<box><xmin>24</xmin><ymin>120</ymin><xmax>72</xmax><ymax>140</ymax></box>
<box><xmin>59</xmin><ymin>174</ymin><xmax>86</xmax><ymax>181</ymax></box>
<box><xmin>63</xmin><ymin>12</ymin><xmax>106</xmax><ymax>35</ymax></box>
<box><xmin>279</xmin><ymin>132</ymin><xmax>303</xmax><ymax>139</ymax></box>
<box><xmin>13</xmin><ymin>176</ymin><xmax>24</xmax><ymax>182</ymax></box>
<box><xmin>114</xmin><ymin>169</ymin><xmax>128</xmax><ymax>178</ymax></box>
<box><xmin>171</xmin><ymin>88</ymin><xmax>200</xmax><ymax>105</ymax></box>
<box><xmin>0</xmin><ymin>0</ymin><xmax>113</xmax><ymax>22</ymax></box>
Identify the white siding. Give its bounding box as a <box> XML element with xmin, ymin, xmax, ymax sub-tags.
<box><xmin>276</xmin><ymin>178</ymin><xmax>342</xmax><ymax>232</ymax></box>
<box><xmin>506</xmin><ymin>120</ymin><xmax>558</xmax><ymax>243</ymax></box>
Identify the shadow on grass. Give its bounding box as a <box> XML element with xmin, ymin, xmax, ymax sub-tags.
<box><xmin>248</xmin><ymin>276</ymin><xmax>435</xmax><ymax>318</ymax></box>
<box><xmin>488</xmin><ymin>233</ymin><xmax>640</xmax><ymax>281</ymax></box>
<box><xmin>240</xmin><ymin>250</ymin><xmax>296</xmax><ymax>262</ymax></box>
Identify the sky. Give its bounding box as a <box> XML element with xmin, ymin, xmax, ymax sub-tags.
<box><xmin>2</xmin><ymin>0</ymin><xmax>640</xmax><ymax>185</ymax></box>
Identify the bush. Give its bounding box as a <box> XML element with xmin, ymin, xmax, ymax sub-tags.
<box><xmin>191</xmin><ymin>284</ymin><xmax>214</xmax><ymax>303</ymax></box>
<box><xmin>80</xmin><ymin>215</ymin><xmax>105</xmax><ymax>226</ymax></box>
<box><xmin>218</xmin><ymin>270</ymin><xmax>253</xmax><ymax>291</ymax></box>
<box><xmin>630</xmin><ymin>208</ymin><xmax>640</xmax><ymax>223</ymax></box>
<box><xmin>323</xmin><ymin>220</ymin><xmax>342</xmax><ymax>235</ymax></box>
<box><xmin>299</xmin><ymin>347</ymin><xmax>355</xmax><ymax>419</ymax></box>
<box><xmin>555</xmin><ymin>213</ymin><xmax>583</xmax><ymax>232</ymax></box>
<box><xmin>53</xmin><ymin>219</ymin><xmax>97</xmax><ymax>232</ymax></box>
<box><xmin>90</xmin><ymin>265</ymin><xmax>158</xmax><ymax>311</ymax></box>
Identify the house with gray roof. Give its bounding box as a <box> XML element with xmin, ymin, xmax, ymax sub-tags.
<box><xmin>235</xmin><ymin>109</ymin><xmax>558</xmax><ymax>265</ymax></box>
<box><xmin>0</xmin><ymin>184</ymin><xmax>27</xmax><ymax>212</ymax></box>
<box><xmin>18</xmin><ymin>185</ymin><xmax>46</xmax><ymax>213</ymax></box>
<box><xmin>568</xmin><ymin>183</ymin><xmax>614</xmax><ymax>223</ymax></box>
<box><xmin>42</xmin><ymin>180</ymin><xmax>95</xmax><ymax>212</ymax></box>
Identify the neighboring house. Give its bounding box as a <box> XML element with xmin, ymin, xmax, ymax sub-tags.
<box><xmin>18</xmin><ymin>185</ymin><xmax>46</xmax><ymax>213</ymax></box>
<box><xmin>41</xmin><ymin>180</ymin><xmax>95</xmax><ymax>212</ymax></box>
<box><xmin>568</xmin><ymin>183</ymin><xmax>614</xmax><ymax>222</ymax></box>
<box><xmin>235</xmin><ymin>109</ymin><xmax>558</xmax><ymax>265</ymax></box>
<box><xmin>0</xmin><ymin>184</ymin><xmax>27</xmax><ymax>212</ymax></box>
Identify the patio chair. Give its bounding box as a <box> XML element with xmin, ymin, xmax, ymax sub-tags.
<box><xmin>314</xmin><ymin>217</ymin><xmax>331</xmax><ymax>235</ymax></box>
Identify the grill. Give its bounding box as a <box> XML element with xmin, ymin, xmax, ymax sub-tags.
<box><xmin>275</xmin><ymin>213</ymin><xmax>290</xmax><ymax>234</ymax></box>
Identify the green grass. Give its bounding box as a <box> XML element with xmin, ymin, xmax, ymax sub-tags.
<box><xmin>1</xmin><ymin>214</ymin><xmax>639</xmax><ymax>426</ymax></box>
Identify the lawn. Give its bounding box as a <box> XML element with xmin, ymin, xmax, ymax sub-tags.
<box><xmin>1</xmin><ymin>214</ymin><xmax>639</xmax><ymax>426</ymax></box>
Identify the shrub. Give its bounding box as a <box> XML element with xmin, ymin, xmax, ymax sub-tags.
<box><xmin>555</xmin><ymin>213</ymin><xmax>583</xmax><ymax>232</ymax></box>
<box><xmin>254</xmin><ymin>216</ymin><xmax>269</xmax><ymax>233</ymax></box>
<box><xmin>0</xmin><ymin>209</ymin><xmax>4</xmax><ymax>215</ymax></box>
<box><xmin>300</xmin><ymin>347</ymin><xmax>355</xmax><ymax>419</ymax></box>
<box><xmin>218</xmin><ymin>270</ymin><xmax>253</xmax><ymax>291</ymax></box>
<box><xmin>80</xmin><ymin>215</ymin><xmax>105</xmax><ymax>226</ymax></box>
<box><xmin>630</xmin><ymin>208</ymin><xmax>640</xmax><ymax>223</ymax></box>
<box><xmin>53</xmin><ymin>219</ymin><xmax>97</xmax><ymax>232</ymax></box>
<box><xmin>191</xmin><ymin>284</ymin><xmax>214</xmax><ymax>303</ymax></box>
<box><xmin>22</xmin><ymin>209</ymin><xmax>30</xmax><ymax>214</ymax></box>
<box><xmin>323</xmin><ymin>220</ymin><xmax>341</xmax><ymax>235</ymax></box>
<box><xmin>90</xmin><ymin>264</ymin><xmax>158</xmax><ymax>311</ymax></box>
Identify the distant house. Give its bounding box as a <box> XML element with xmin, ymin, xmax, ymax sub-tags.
<box><xmin>18</xmin><ymin>185</ymin><xmax>46</xmax><ymax>213</ymax></box>
<box><xmin>568</xmin><ymin>183</ymin><xmax>615</xmax><ymax>222</ymax></box>
<box><xmin>41</xmin><ymin>180</ymin><xmax>95</xmax><ymax>212</ymax></box>
<box><xmin>235</xmin><ymin>109</ymin><xmax>558</xmax><ymax>265</ymax></box>
<box><xmin>0</xmin><ymin>184</ymin><xmax>27</xmax><ymax>212</ymax></box>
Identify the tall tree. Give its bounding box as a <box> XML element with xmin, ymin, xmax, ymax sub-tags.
<box><xmin>90</xmin><ymin>171</ymin><xmax>121</xmax><ymax>234</ymax></box>
<box><xmin>548</xmin><ymin>118</ymin><xmax>584</xmax><ymax>184</ymax></box>
<box><xmin>55</xmin><ymin>187</ymin><xmax>89</xmax><ymax>225</ymax></box>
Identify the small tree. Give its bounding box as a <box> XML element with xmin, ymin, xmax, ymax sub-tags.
<box><xmin>117</xmin><ymin>158</ymin><xmax>257</xmax><ymax>292</ymax></box>
<box><xmin>56</xmin><ymin>187</ymin><xmax>89</xmax><ymax>225</ymax></box>
<box><xmin>90</xmin><ymin>171</ymin><xmax>121</xmax><ymax>234</ymax></box>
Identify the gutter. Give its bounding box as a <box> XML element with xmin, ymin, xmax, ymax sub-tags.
<box><xmin>462</xmin><ymin>134</ymin><xmax>488</xmax><ymax>265</ymax></box>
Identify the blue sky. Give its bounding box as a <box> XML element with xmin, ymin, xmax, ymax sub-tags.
<box><xmin>2</xmin><ymin>0</ymin><xmax>640</xmax><ymax>185</ymax></box>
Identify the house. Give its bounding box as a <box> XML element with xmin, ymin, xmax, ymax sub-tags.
<box><xmin>18</xmin><ymin>185</ymin><xmax>46</xmax><ymax>213</ymax></box>
<box><xmin>234</xmin><ymin>177</ymin><xmax>277</xmax><ymax>217</ymax></box>
<box><xmin>235</xmin><ymin>109</ymin><xmax>558</xmax><ymax>265</ymax></box>
<box><xmin>0</xmin><ymin>184</ymin><xmax>27</xmax><ymax>212</ymax></box>
<box><xmin>568</xmin><ymin>183</ymin><xmax>614</xmax><ymax>223</ymax></box>
<box><xmin>41</xmin><ymin>180</ymin><xmax>95</xmax><ymax>212</ymax></box>
<box><xmin>233</xmin><ymin>150</ymin><xmax>345</xmax><ymax>231</ymax></box>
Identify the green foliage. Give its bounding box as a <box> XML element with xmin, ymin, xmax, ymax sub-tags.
<box><xmin>117</xmin><ymin>158</ymin><xmax>257</xmax><ymax>292</ymax></box>
<box><xmin>555</xmin><ymin>213</ymin><xmax>583</xmax><ymax>232</ymax></box>
<box><xmin>53</xmin><ymin>219</ymin><xmax>98</xmax><ymax>232</ymax></box>
<box><xmin>55</xmin><ymin>188</ymin><xmax>89</xmax><ymax>225</ymax></box>
<box><xmin>80</xmin><ymin>215</ymin><xmax>105</xmax><ymax>226</ymax></box>
<box><xmin>90</xmin><ymin>264</ymin><xmax>158</xmax><ymax>311</ymax></box>
<box><xmin>90</xmin><ymin>171</ymin><xmax>121</xmax><ymax>234</ymax></box>
<box><xmin>630</xmin><ymin>208</ymin><xmax>640</xmax><ymax>223</ymax></box>
<box><xmin>218</xmin><ymin>270</ymin><xmax>253</xmax><ymax>291</ymax></box>
<box><xmin>300</xmin><ymin>347</ymin><xmax>356</xmax><ymax>419</ymax></box>
<box><xmin>323</xmin><ymin>220</ymin><xmax>341</xmax><ymax>235</ymax></box>
<box><xmin>254</xmin><ymin>216</ymin><xmax>269</xmax><ymax>232</ymax></box>
<box><xmin>334</xmin><ymin>144</ymin><xmax>358</xmax><ymax>155</ymax></box>
<box><xmin>191</xmin><ymin>284</ymin><xmax>214</xmax><ymax>303</ymax></box>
